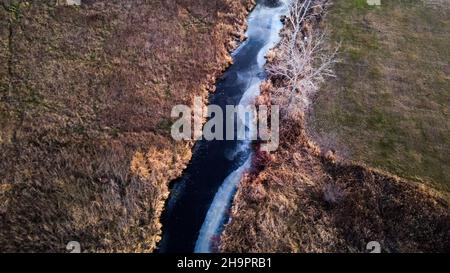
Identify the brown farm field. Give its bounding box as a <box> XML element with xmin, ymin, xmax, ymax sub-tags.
<box><xmin>0</xmin><ymin>0</ymin><xmax>254</xmax><ymax>252</ymax></box>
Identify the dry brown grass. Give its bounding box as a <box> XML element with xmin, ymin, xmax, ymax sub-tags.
<box><xmin>220</xmin><ymin>0</ymin><xmax>450</xmax><ymax>253</ymax></box>
<box><xmin>0</xmin><ymin>0</ymin><xmax>255</xmax><ymax>252</ymax></box>
<box><xmin>221</xmin><ymin>108</ymin><xmax>450</xmax><ymax>253</ymax></box>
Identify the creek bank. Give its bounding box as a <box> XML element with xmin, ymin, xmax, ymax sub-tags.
<box><xmin>159</xmin><ymin>0</ymin><xmax>289</xmax><ymax>253</ymax></box>
<box><xmin>220</xmin><ymin>0</ymin><xmax>450</xmax><ymax>253</ymax></box>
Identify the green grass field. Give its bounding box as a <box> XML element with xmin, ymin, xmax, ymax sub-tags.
<box><xmin>308</xmin><ymin>0</ymin><xmax>450</xmax><ymax>191</ymax></box>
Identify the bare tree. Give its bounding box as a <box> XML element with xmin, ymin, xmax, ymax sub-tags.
<box><xmin>267</xmin><ymin>0</ymin><xmax>338</xmax><ymax>117</ymax></box>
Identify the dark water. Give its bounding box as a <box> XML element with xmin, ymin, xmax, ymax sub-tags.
<box><xmin>158</xmin><ymin>0</ymin><xmax>288</xmax><ymax>253</ymax></box>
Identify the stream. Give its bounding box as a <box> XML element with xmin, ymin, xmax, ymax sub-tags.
<box><xmin>159</xmin><ymin>0</ymin><xmax>289</xmax><ymax>253</ymax></box>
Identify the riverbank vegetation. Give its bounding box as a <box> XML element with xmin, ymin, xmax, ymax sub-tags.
<box><xmin>0</xmin><ymin>0</ymin><xmax>254</xmax><ymax>252</ymax></box>
<box><xmin>221</xmin><ymin>0</ymin><xmax>450</xmax><ymax>252</ymax></box>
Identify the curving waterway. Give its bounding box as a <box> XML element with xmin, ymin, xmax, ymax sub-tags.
<box><xmin>159</xmin><ymin>0</ymin><xmax>289</xmax><ymax>253</ymax></box>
